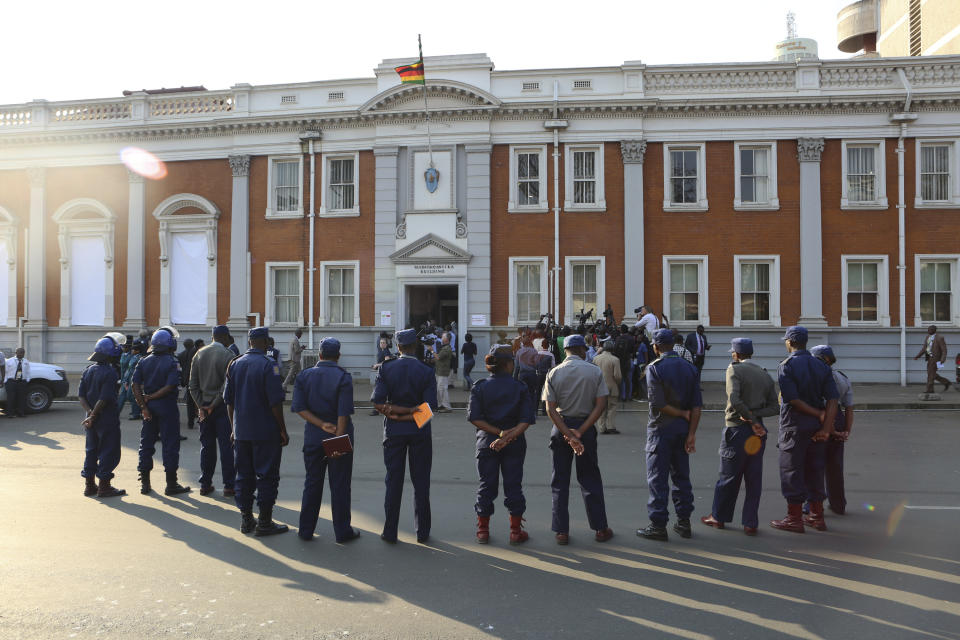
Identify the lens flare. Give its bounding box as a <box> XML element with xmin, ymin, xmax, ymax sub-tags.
<box><xmin>887</xmin><ymin>500</ymin><xmax>907</xmax><ymax>537</ymax></box>
<box><xmin>120</xmin><ymin>147</ymin><xmax>167</xmax><ymax>180</ymax></box>
<box><xmin>864</xmin><ymin>503</ymin><xmax>876</xmax><ymax>512</ymax></box>
<box><xmin>744</xmin><ymin>435</ymin><xmax>763</xmax><ymax>455</ymax></box>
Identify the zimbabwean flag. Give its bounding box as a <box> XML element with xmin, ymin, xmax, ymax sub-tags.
<box><xmin>394</xmin><ymin>60</ymin><xmax>425</xmax><ymax>85</ymax></box>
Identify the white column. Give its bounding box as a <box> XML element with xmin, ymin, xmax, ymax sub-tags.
<box><xmin>227</xmin><ymin>155</ymin><xmax>250</xmax><ymax>328</ymax></box>
<box><xmin>374</xmin><ymin>146</ymin><xmax>399</xmax><ymax>328</ymax></box>
<box><xmin>124</xmin><ymin>170</ymin><xmax>146</xmax><ymax>329</ymax></box>
<box><xmin>621</xmin><ymin>140</ymin><xmax>647</xmax><ymax>322</ymax></box>
<box><xmin>25</xmin><ymin>167</ymin><xmax>46</xmax><ymax>328</ymax></box>
<box><xmin>797</xmin><ymin>138</ymin><xmax>827</xmax><ymax>326</ymax></box>
<box><xmin>465</xmin><ymin>143</ymin><xmax>491</xmax><ymax>335</ymax></box>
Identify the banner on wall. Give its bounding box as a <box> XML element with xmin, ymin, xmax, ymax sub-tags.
<box><xmin>170</xmin><ymin>232</ymin><xmax>208</xmax><ymax>325</ymax></box>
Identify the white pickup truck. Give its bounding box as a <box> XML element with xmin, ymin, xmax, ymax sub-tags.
<box><xmin>0</xmin><ymin>361</ymin><xmax>70</xmax><ymax>413</ymax></box>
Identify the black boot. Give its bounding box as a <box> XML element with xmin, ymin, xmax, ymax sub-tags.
<box><xmin>673</xmin><ymin>518</ymin><xmax>692</xmax><ymax>539</ymax></box>
<box><xmin>254</xmin><ymin>506</ymin><xmax>289</xmax><ymax>537</ymax></box>
<box><xmin>84</xmin><ymin>477</ymin><xmax>98</xmax><ymax>497</ymax></box>
<box><xmin>240</xmin><ymin>510</ymin><xmax>257</xmax><ymax>534</ymax></box>
<box><xmin>97</xmin><ymin>478</ymin><xmax>126</xmax><ymax>498</ymax></box>
<box><xmin>139</xmin><ymin>471</ymin><xmax>152</xmax><ymax>495</ymax></box>
<box><xmin>164</xmin><ymin>470</ymin><xmax>191</xmax><ymax>495</ymax></box>
<box><xmin>637</xmin><ymin>522</ymin><xmax>669</xmax><ymax>541</ymax></box>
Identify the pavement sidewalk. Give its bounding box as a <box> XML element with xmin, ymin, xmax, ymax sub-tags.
<box><xmin>61</xmin><ymin>375</ymin><xmax>960</xmax><ymax>410</ymax></box>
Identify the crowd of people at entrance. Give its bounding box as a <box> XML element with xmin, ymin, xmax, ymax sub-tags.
<box><xmin>73</xmin><ymin>305</ymin><xmax>863</xmax><ymax>547</ymax></box>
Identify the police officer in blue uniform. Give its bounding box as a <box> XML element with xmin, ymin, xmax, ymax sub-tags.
<box><xmin>293</xmin><ymin>337</ymin><xmax>360</xmax><ymax>543</ymax></box>
<box><xmin>770</xmin><ymin>326</ymin><xmax>839</xmax><ymax>533</ymax></box>
<box><xmin>372</xmin><ymin>328</ymin><xmax>438</xmax><ymax>544</ymax></box>
<box><xmin>810</xmin><ymin>344</ymin><xmax>855</xmax><ymax>516</ymax></box>
<box><xmin>79</xmin><ymin>333</ymin><xmax>127</xmax><ymax>498</ymax></box>
<box><xmin>467</xmin><ymin>346</ymin><xmax>536</xmax><ymax>545</ymax></box>
<box><xmin>637</xmin><ymin>328</ymin><xmax>702</xmax><ymax>542</ymax></box>
<box><xmin>134</xmin><ymin>328</ymin><xmax>191</xmax><ymax>496</ymax></box>
<box><xmin>223</xmin><ymin>327</ymin><xmax>290</xmax><ymax>536</ymax></box>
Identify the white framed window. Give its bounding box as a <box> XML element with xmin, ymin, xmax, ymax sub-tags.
<box><xmin>319</xmin><ymin>260</ymin><xmax>360</xmax><ymax>326</ymax></box>
<box><xmin>265</xmin><ymin>155</ymin><xmax>304</xmax><ymax>218</ymax></box>
<box><xmin>563</xmin><ymin>144</ymin><xmax>605</xmax><ymax>211</ymax></box>
<box><xmin>563</xmin><ymin>256</ymin><xmax>605</xmax><ymax>325</ymax></box>
<box><xmin>0</xmin><ymin>206</ymin><xmax>19</xmax><ymax>328</ymax></box>
<box><xmin>264</xmin><ymin>261</ymin><xmax>304</xmax><ymax>327</ymax></box>
<box><xmin>51</xmin><ymin>198</ymin><xmax>116</xmax><ymax>327</ymax></box>
<box><xmin>914</xmin><ymin>255</ymin><xmax>960</xmax><ymax>326</ymax></box>
<box><xmin>841</xmin><ymin>141</ymin><xmax>887</xmax><ymax>209</ymax></box>
<box><xmin>841</xmin><ymin>255</ymin><xmax>890</xmax><ymax>327</ymax></box>
<box><xmin>508</xmin><ymin>145</ymin><xmax>548</xmax><ymax>213</ymax></box>
<box><xmin>733</xmin><ymin>255</ymin><xmax>781</xmax><ymax>327</ymax></box>
<box><xmin>663</xmin><ymin>255</ymin><xmax>710</xmax><ymax>327</ymax></box>
<box><xmin>320</xmin><ymin>151</ymin><xmax>360</xmax><ymax>217</ymax></box>
<box><xmin>508</xmin><ymin>256</ymin><xmax>548</xmax><ymax>326</ymax></box>
<box><xmin>734</xmin><ymin>142</ymin><xmax>779</xmax><ymax>210</ymax></box>
<box><xmin>915</xmin><ymin>140</ymin><xmax>960</xmax><ymax>208</ymax></box>
<box><xmin>153</xmin><ymin>194</ymin><xmax>219</xmax><ymax>326</ymax></box>
<box><xmin>663</xmin><ymin>143</ymin><xmax>708</xmax><ymax>212</ymax></box>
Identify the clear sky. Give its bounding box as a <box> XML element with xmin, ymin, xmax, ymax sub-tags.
<box><xmin>3</xmin><ymin>0</ymin><xmax>855</xmax><ymax>105</ymax></box>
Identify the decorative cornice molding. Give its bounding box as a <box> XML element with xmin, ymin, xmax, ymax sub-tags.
<box><xmin>26</xmin><ymin>167</ymin><xmax>45</xmax><ymax>187</ymax></box>
<box><xmin>389</xmin><ymin>232</ymin><xmax>472</xmax><ymax>264</ymax></box>
<box><xmin>620</xmin><ymin>139</ymin><xmax>647</xmax><ymax>164</ymax></box>
<box><xmin>228</xmin><ymin>154</ymin><xmax>251</xmax><ymax>177</ymax></box>
<box><xmin>797</xmin><ymin>137</ymin><xmax>825</xmax><ymax>162</ymax></box>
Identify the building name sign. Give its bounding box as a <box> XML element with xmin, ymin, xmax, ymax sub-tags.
<box><xmin>414</xmin><ymin>263</ymin><xmax>456</xmax><ymax>275</ymax></box>
<box><xmin>396</xmin><ymin>262</ymin><xmax>468</xmax><ymax>278</ymax></box>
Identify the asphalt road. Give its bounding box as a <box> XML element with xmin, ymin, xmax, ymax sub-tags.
<box><xmin>1</xmin><ymin>403</ymin><xmax>959</xmax><ymax>640</ymax></box>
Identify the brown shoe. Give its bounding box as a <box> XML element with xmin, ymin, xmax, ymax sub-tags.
<box><xmin>594</xmin><ymin>528</ymin><xmax>614</xmax><ymax>543</ymax></box>
<box><xmin>476</xmin><ymin>515</ymin><xmax>490</xmax><ymax>544</ymax></box>
<box><xmin>770</xmin><ymin>503</ymin><xmax>805</xmax><ymax>533</ymax></box>
<box><xmin>743</xmin><ymin>526</ymin><xmax>758</xmax><ymax>536</ymax></box>
<box><xmin>223</xmin><ymin>487</ymin><xmax>236</xmax><ymax>497</ymax></box>
<box><xmin>509</xmin><ymin>515</ymin><xmax>529</xmax><ymax>545</ymax></box>
<box><xmin>199</xmin><ymin>485</ymin><xmax>215</xmax><ymax>496</ymax></box>
<box><xmin>803</xmin><ymin>501</ymin><xmax>828</xmax><ymax>531</ymax></box>
<box><xmin>555</xmin><ymin>532</ymin><xmax>569</xmax><ymax>545</ymax></box>
<box><xmin>700</xmin><ymin>514</ymin><xmax>724</xmax><ymax>529</ymax></box>
<box><xmin>84</xmin><ymin>478</ymin><xmax>98</xmax><ymax>497</ymax></box>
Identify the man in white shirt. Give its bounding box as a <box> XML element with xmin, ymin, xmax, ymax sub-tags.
<box><xmin>635</xmin><ymin>306</ymin><xmax>660</xmax><ymax>337</ymax></box>
<box><xmin>5</xmin><ymin>347</ymin><xmax>30</xmax><ymax>417</ymax></box>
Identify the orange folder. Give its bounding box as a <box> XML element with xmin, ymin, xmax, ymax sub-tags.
<box><xmin>412</xmin><ymin>403</ymin><xmax>434</xmax><ymax>429</ymax></box>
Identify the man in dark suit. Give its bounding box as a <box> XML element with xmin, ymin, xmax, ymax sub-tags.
<box><xmin>684</xmin><ymin>325</ymin><xmax>710</xmax><ymax>378</ymax></box>
<box><xmin>914</xmin><ymin>325</ymin><xmax>951</xmax><ymax>393</ymax></box>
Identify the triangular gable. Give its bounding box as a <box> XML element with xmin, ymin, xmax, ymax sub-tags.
<box><xmin>390</xmin><ymin>233</ymin><xmax>472</xmax><ymax>264</ymax></box>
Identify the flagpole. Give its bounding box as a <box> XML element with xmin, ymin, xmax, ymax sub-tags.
<box><xmin>419</xmin><ymin>34</ymin><xmax>434</xmax><ymax>167</ymax></box>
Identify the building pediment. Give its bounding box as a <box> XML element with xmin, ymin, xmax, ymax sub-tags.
<box><xmin>390</xmin><ymin>233</ymin><xmax>472</xmax><ymax>264</ymax></box>
<box><xmin>360</xmin><ymin>80</ymin><xmax>501</xmax><ymax>115</ymax></box>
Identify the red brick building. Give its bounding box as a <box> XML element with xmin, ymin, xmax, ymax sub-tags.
<box><xmin>1</xmin><ymin>53</ymin><xmax>959</xmax><ymax>382</ymax></box>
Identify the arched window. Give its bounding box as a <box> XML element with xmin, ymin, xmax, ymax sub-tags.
<box><xmin>152</xmin><ymin>194</ymin><xmax>219</xmax><ymax>326</ymax></box>
<box><xmin>51</xmin><ymin>198</ymin><xmax>116</xmax><ymax>327</ymax></box>
<box><xmin>0</xmin><ymin>206</ymin><xmax>19</xmax><ymax>327</ymax></box>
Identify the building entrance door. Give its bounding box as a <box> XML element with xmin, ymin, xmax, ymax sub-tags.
<box><xmin>407</xmin><ymin>285</ymin><xmax>459</xmax><ymax>329</ymax></box>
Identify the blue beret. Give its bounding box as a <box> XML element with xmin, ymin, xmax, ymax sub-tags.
<box><xmin>248</xmin><ymin>326</ymin><xmax>269</xmax><ymax>339</ymax></box>
<box><xmin>319</xmin><ymin>336</ymin><xmax>341</xmax><ymax>355</ymax></box>
<box><xmin>563</xmin><ymin>334</ymin><xmax>586</xmax><ymax>349</ymax></box>
<box><xmin>653</xmin><ymin>328</ymin><xmax>675</xmax><ymax>346</ymax></box>
<box><xmin>729</xmin><ymin>337</ymin><xmax>754</xmax><ymax>356</ymax></box>
<box><xmin>810</xmin><ymin>344</ymin><xmax>835</xmax><ymax>360</ymax></box>
<box><xmin>212</xmin><ymin>325</ymin><xmax>231</xmax><ymax>337</ymax></box>
<box><xmin>395</xmin><ymin>328</ymin><xmax>418</xmax><ymax>346</ymax></box>
<box><xmin>782</xmin><ymin>325</ymin><xmax>808</xmax><ymax>343</ymax></box>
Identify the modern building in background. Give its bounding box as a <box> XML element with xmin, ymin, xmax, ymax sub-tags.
<box><xmin>2</xmin><ymin>52</ymin><xmax>959</xmax><ymax>383</ymax></box>
<box><xmin>839</xmin><ymin>0</ymin><xmax>960</xmax><ymax>57</ymax></box>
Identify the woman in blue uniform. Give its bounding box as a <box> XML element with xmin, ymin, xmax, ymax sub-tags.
<box><xmin>466</xmin><ymin>346</ymin><xmax>536</xmax><ymax>545</ymax></box>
